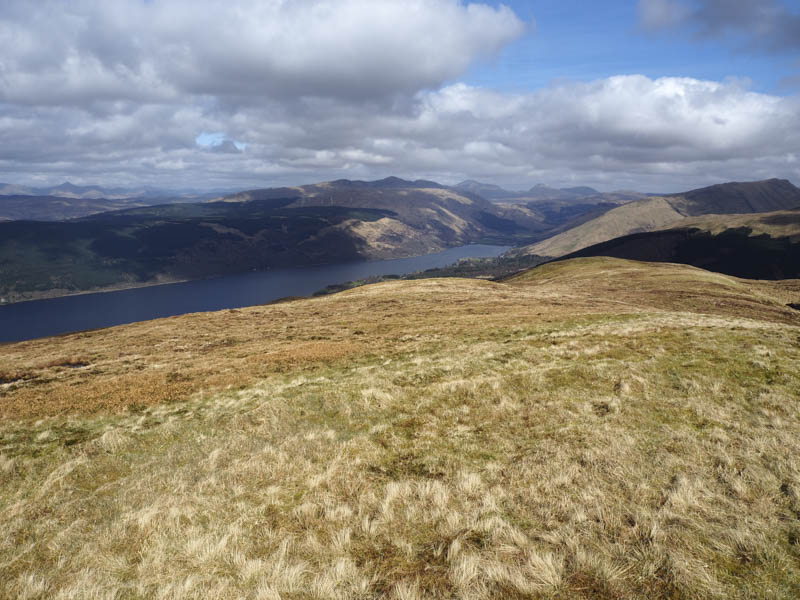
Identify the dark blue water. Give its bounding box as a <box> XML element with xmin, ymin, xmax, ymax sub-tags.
<box><xmin>0</xmin><ymin>244</ymin><xmax>508</xmax><ymax>342</ymax></box>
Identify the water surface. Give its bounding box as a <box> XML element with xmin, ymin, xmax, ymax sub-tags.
<box><xmin>0</xmin><ymin>244</ymin><xmax>508</xmax><ymax>342</ymax></box>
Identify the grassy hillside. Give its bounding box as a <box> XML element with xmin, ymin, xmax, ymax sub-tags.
<box><xmin>678</xmin><ymin>209</ymin><xmax>800</xmax><ymax>240</ymax></box>
<box><xmin>2</xmin><ymin>258</ymin><xmax>800</xmax><ymax>598</ymax></box>
<box><xmin>552</xmin><ymin>209</ymin><xmax>800</xmax><ymax>280</ymax></box>
<box><xmin>515</xmin><ymin>197</ymin><xmax>684</xmax><ymax>258</ymax></box>
<box><xmin>516</xmin><ymin>179</ymin><xmax>800</xmax><ymax>258</ymax></box>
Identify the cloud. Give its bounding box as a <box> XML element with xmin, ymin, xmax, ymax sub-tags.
<box><xmin>637</xmin><ymin>0</ymin><xmax>800</xmax><ymax>51</ymax></box>
<box><xmin>402</xmin><ymin>76</ymin><xmax>800</xmax><ymax>189</ymax></box>
<box><xmin>691</xmin><ymin>0</ymin><xmax>800</xmax><ymax>49</ymax></box>
<box><xmin>208</xmin><ymin>140</ymin><xmax>243</xmax><ymax>154</ymax></box>
<box><xmin>0</xmin><ymin>2</ymin><xmax>798</xmax><ymax>193</ymax></box>
<box><xmin>1</xmin><ymin>73</ymin><xmax>798</xmax><ymax>192</ymax></box>
<box><xmin>0</xmin><ymin>0</ymin><xmax>525</xmax><ymax>105</ymax></box>
<box><xmin>638</xmin><ymin>0</ymin><xmax>690</xmax><ymax>29</ymax></box>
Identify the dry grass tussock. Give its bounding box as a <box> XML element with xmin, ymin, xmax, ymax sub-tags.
<box><xmin>1</xmin><ymin>257</ymin><xmax>800</xmax><ymax>598</ymax></box>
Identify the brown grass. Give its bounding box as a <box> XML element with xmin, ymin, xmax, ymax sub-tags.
<box><xmin>518</xmin><ymin>197</ymin><xmax>685</xmax><ymax>257</ymax></box>
<box><xmin>2</xmin><ymin>258</ymin><xmax>797</xmax><ymax>422</ymax></box>
<box><xmin>1</xmin><ymin>258</ymin><xmax>800</xmax><ymax>598</ymax></box>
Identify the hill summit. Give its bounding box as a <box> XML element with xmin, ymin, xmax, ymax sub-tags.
<box><xmin>2</xmin><ymin>257</ymin><xmax>799</xmax><ymax>597</ymax></box>
<box><xmin>669</xmin><ymin>178</ymin><xmax>800</xmax><ymax>216</ymax></box>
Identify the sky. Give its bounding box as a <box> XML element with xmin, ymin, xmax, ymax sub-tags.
<box><xmin>0</xmin><ymin>0</ymin><xmax>799</xmax><ymax>193</ymax></box>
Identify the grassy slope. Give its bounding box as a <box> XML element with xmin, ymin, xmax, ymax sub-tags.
<box><xmin>517</xmin><ymin>180</ymin><xmax>800</xmax><ymax>259</ymax></box>
<box><xmin>676</xmin><ymin>209</ymin><xmax>800</xmax><ymax>240</ymax></box>
<box><xmin>2</xmin><ymin>258</ymin><xmax>800</xmax><ymax>599</ymax></box>
<box><xmin>547</xmin><ymin>209</ymin><xmax>800</xmax><ymax>280</ymax></box>
<box><xmin>517</xmin><ymin>197</ymin><xmax>683</xmax><ymax>257</ymax></box>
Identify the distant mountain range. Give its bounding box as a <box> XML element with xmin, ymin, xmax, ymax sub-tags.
<box><xmin>221</xmin><ymin>177</ymin><xmax>620</xmax><ymax>255</ymax></box>
<box><xmin>526</xmin><ymin>183</ymin><xmax>601</xmax><ymax>201</ymax></box>
<box><xmin>453</xmin><ymin>179</ymin><xmax>649</xmax><ymax>205</ymax></box>
<box><xmin>218</xmin><ymin>176</ymin><xmax>531</xmax><ymax>260</ymax></box>
<box><xmin>0</xmin><ymin>177</ymin><xmax>551</xmax><ymax>302</ymax></box>
<box><xmin>454</xmin><ymin>179</ymin><xmax>602</xmax><ymax>202</ymax></box>
<box><xmin>0</xmin><ymin>195</ymin><xmax>162</xmax><ymax>221</ymax></box>
<box><xmin>0</xmin><ymin>182</ymin><xmax>231</xmax><ymax>221</ymax></box>
<box><xmin>0</xmin><ymin>181</ymin><xmax>228</xmax><ymax>200</ymax></box>
<box><xmin>3</xmin><ymin>176</ymin><xmax>798</xmax><ymax>303</ymax></box>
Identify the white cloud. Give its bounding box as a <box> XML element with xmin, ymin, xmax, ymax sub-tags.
<box><xmin>2</xmin><ymin>73</ymin><xmax>797</xmax><ymax>192</ymax></box>
<box><xmin>0</xmin><ymin>0</ymin><xmax>525</xmax><ymax>105</ymax></box>
<box><xmin>0</xmin><ymin>2</ymin><xmax>798</xmax><ymax>193</ymax></box>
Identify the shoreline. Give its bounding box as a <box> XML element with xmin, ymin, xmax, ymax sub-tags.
<box><xmin>0</xmin><ymin>276</ymin><xmax>188</xmax><ymax>306</ymax></box>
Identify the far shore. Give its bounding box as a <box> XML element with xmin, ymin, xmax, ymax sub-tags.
<box><xmin>0</xmin><ymin>276</ymin><xmax>187</xmax><ymax>306</ymax></box>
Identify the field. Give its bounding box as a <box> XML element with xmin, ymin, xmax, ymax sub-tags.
<box><xmin>2</xmin><ymin>257</ymin><xmax>800</xmax><ymax>598</ymax></box>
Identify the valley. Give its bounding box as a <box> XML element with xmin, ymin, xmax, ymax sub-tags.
<box><xmin>0</xmin><ymin>177</ymin><xmax>614</xmax><ymax>303</ymax></box>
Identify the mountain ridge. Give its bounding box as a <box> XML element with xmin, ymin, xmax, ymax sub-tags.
<box><xmin>453</xmin><ymin>179</ymin><xmax>603</xmax><ymax>202</ymax></box>
<box><xmin>0</xmin><ymin>181</ymin><xmax>232</xmax><ymax>200</ymax></box>
<box><xmin>0</xmin><ymin>178</ymin><xmax>536</xmax><ymax>303</ymax></box>
<box><xmin>550</xmin><ymin>208</ymin><xmax>800</xmax><ymax>280</ymax></box>
<box><xmin>514</xmin><ymin>178</ymin><xmax>800</xmax><ymax>258</ymax></box>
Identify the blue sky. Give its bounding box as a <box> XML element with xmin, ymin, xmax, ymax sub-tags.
<box><xmin>466</xmin><ymin>0</ymin><xmax>799</xmax><ymax>94</ymax></box>
<box><xmin>0</xmin><ymin>0</ymin><xmax>798</xmax><ymax>192</ymax></box>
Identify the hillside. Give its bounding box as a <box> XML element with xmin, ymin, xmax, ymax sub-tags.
<box><xmin>551</xmin><ymin>209</ymin><xmax>800</xmax><ymax>280</ymax></box>
<box><xmin>2</xmin><ymin>258</ymin><xmax>800</xmax><ymax>598</ymax></box>
<box><xmin>515</xmin><ymin>179</ymin><xmax>800</xmax><ymax>258</ymax></box>
<box><xmin>453</xmin><ymin>180</ymin><xmax>519</xmax><ymax>200</ymax></box>
<box><xmin>0</xmin><ymin>178</ymin><xmax>537</xmax><ymax>303</ymax></box>
<box><xmin>222</xmin><ymin>177</ymin><xmax>525</xmax><ymax>252</ymax></box>
<box><xmin>0</xmin><ymin>199</ymin><xmax>396</xmax><ymax>303</ymax></box>
<box><xmin>514</xmin><ymin>196</ymin><xmax>685</xmax><ymax>258</ymax></box>
<box><xmin>670</xmin><ymin>179</ymin><xmax>800</xmax><ymax>216</ymax></box>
